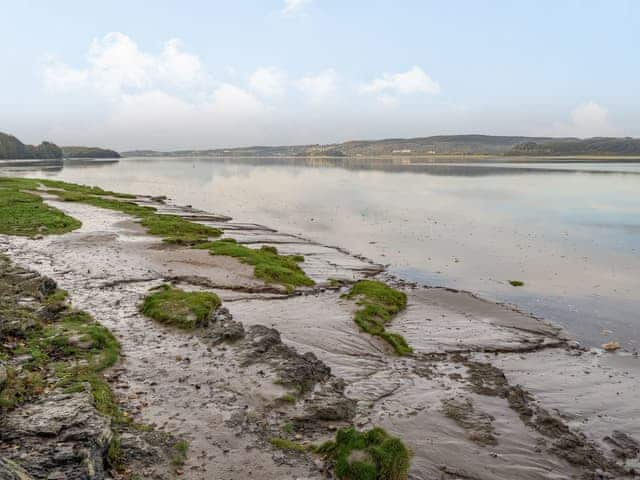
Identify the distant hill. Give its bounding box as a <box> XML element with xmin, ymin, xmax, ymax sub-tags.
<box><xmin>61</xmin><ymin>146</ymin><xmax>121</xmax><ymax>158</ymax></box>
<box><xmin>510</xmin><ymin>137</ymin><xmax>640</xmax><ymax>156</ymax></box>
<box><xmin>122</xmin><ymin>135</ymin><xmax>640</xmax><ymax>158</ymax></box>
<box><xmin>0</xmin><ymin>132</ymin><xmax>62</xmax><ymax>159</ymax></box>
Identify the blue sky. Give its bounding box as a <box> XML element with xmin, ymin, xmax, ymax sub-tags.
<box><xmin>1</xmin><ymin>0</ymin><xmax>639</xmax><ymax>150</ymax></box>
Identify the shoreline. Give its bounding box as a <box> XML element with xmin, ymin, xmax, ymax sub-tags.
<box><xmin>120</xmin><ymin>154</ymin><xmax>640</xmax><ymax>162</ymax></box>
<box><xmin>1</xmin><ymin>179</ymin><xmax>639</xmax><ymax>479</ymax></box>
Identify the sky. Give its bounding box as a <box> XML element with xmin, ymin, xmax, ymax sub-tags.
<box><xmin>1</xmin><ymin>0</ymin><xmax>639</xmax><ymax>150</ymax></box>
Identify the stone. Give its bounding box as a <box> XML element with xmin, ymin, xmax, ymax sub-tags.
<box><xmin>602</xmin><ymin>341</ymin><xmax>621</xmax><ymax>352</ymax></box>
<box><xmin>0</xmin><ymin>390</ymin><xmax>113</xmax><ymax>480</ymax></box>
<box><xmin>0</xmin><ymin>457</ymin><xmax>34</xmax><ymax>480</ymax></box>
<box><xmin>0</xmin><ymin>362</ymin><xmax>7</xmax><ymax>391</ymax></box>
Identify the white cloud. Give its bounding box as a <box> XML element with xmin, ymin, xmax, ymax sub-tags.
<box><xmin>158</xmin><ymin>38</ymin><xmax>204</xmax><ymax>86</ymax></box>
<box><xmin>296</xmin><ymin>69</ymin><xmax>338</xmax><ymax>102</ymax></box>
<box><xmin>282</xmin><ymin>0</ymin><xmax>312</xmax><ymax>15</ymax></box>
<box><xmin>210</xmin><ymin>84</ymin><xmax>266</xmax><ymax>117</ymax></box>
<box><xmin>87</xmin><ymin>32</ymin><xmax>155</xmax><ymax>95</ymax></box>
<box><xmin>43</xmin><ymin>32</ymin><xmax>204</xmax><ymax>97</ymax></box>
<box><xmin>102</xmin><ymin>85</ymin><xmax>268</xmax><ymax>149</ymax></box>
<box><xmin>377</xmin><ymin>94</ymin><xmax>398</xmax><ymax>108</ymax></box>
<box><xmin>360</xmin><ymin>66</ymin><xmax>440</xmax><ymax>96</ymax></box>
<box><xmin>249</xmin><ymin>67</ymin><xmax>287</xmax><ymax>98</ymax></box>
<box><xmin>552</xmin><ymin>101</ymin><xmax>617</xmax><ymax>138</ymax></box>
<box><xmin>43</xmin><ymin>57</ymin><xmax>88</xmax><ymax>91</ymax></box>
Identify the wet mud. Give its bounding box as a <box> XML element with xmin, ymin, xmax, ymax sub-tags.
<box><xmin>1</xmin><ymin>194</ymin><xmax>639</xmax><ymax>479</ymax></box>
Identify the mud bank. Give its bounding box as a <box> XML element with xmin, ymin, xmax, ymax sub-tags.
<box><xmin>1</xmin><ymin>190</ymin><xmax>639</xmax><ymax>479</ymax></box>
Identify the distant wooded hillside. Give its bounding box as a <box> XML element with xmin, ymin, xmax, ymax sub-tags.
<box><xmin>122</xmin><ymin>135</ymin><xmax>640</xmax><ymax>158</ymax></box>
<box><xmin>61</xmin><ymin>146</ymin><xmax>121</xmax><ymax>158</ymax></box>
<box><xmin>0</xmin><ymin>132</ymin><xmax>62</xmax><ymax>159</ymax></box>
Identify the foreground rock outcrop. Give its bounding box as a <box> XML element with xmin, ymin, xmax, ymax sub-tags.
<box><xmin>0</xmin><ymin>257</ymin><xmax>179</xmax><ymax>479</ymax></box>
<box><xmin>1</xmin><ymin>390</ymin><xmax>112</xmax><ymax>479</ymax></box>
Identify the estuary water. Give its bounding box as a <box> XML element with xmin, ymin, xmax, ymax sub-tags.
<box><xmin>3</xmin><ymin>157</ymin><xmax>639</xmax><ymax>350</ymax></box>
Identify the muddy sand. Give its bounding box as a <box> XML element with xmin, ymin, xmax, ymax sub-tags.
<box><xmin>1</xmin><ymin>194</ymin><xmax>639</xmax><ymax>479</ymax></box>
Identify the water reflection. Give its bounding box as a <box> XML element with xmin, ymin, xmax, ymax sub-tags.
<box><xmin>2</xmin><ymin>156</ymin><xmax>639</xmax><ymax>350</ymax></box>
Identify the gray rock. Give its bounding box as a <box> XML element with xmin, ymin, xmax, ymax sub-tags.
<box><xmin>0</xmin><ymin>390</ymin><xmax>113</xmax><ymax>480</ymax></box>
<box><xmin>205</xmin><ymin>307</ymin><xmax>246</xmax><ymax>344</ymax></box>
<box><xmin>297</xmin><ymin>379</ymin><xmax>356</xmax><ymax>422</ymax></box>
<box><xmin>38</xmin><ymin>277</ymin><xmax>57</xmax><ymax>298</ymax></box>
<box><xmin>603</xmin><ymin>430</ymin><xmax>640</xmax><ymax>460</ymax></box>
<box><xmin>0</xmin><ymin>457</ymin><xmax>34</xmax><ymax>480</ymax></box>
<box><xmin>0</xmin><ymin>362</ymin><xmax>7</xmax><ymax>391</ymax></box>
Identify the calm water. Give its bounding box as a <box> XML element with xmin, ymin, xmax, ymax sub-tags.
<box><xmin>3</xmin><ymin>157</ymin><xmax>639</xmax><ymax>350</ymax></box>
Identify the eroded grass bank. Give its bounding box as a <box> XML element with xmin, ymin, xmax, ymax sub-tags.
<box><xmin>141</xmin><ymin>284</ymin><xmax>221</xmax><ymax>329</ymax></box>
<box><xmin>344</xmin><ymin>280</ymin><xmax>412</xmax><ymax>355</ymax></box>
<box><xmin>196</xmin><ymin>239</ymin><xmax>315</xmax><ymax>291</ymax></box>
<box><xmin>0</xmin><ymin>255</ymin><xmax>120</xmax><ymax>414</ymax></box>
<box><xmin>0</xmin><ymin>176</ymin><xmax>316</xmax><ymax>289</ymax></box>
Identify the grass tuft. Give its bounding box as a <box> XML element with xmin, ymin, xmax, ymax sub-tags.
<box><xmin>343</xmin><ymin>280</ymin><xmax>412</xmax><ymax>355</ymax></box>
<box><xmin>201</xmin><ymin>239</ymin><xmax>314</xmax><ymax>291</ymax></box>
<box><xmin>140</xmin><ymin>285</ymin><xmax>221</xmax><ymax>329</ymax></box>
<box><xmin>172</xmin><ymin>439</ymin><xmax>189</xmax><ymax>466</ymax></box>
<box><xmin>317</xmin><ymin>427</ymin><xmax>411</xmax><ymax>480</ymax></box>
<box><xmin>508</xmin><ymin>280</ymin><xmax>524</xmax><ymax>287</ymax></box>
<box><xmin>278</xmin><ymin>394</ymin><xmax>297</xmax><ymax>404</ymax></box>
<box><xmin>269</xmin><ymin>437</ymin><xmax>310</xmax><ymax>453</ymax></box>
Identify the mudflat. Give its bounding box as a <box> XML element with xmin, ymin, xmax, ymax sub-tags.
<box><xmin>1</xmin><ymin>181</ymin><xmax>639</xmax><ymax>479</ymax></box>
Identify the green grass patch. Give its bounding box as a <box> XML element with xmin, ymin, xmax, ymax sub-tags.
<box><xmin>343</xmin><ymin>280</ymin><xmax>412</xmax><ymax>356</ymax></box>
<box><xmin>0</xmin><ymin>179</ymin><xmax>81</xmax><ymax>237</ymax></box>
<box><xmin>38</xmin><ymin>179</ymin><xmax>136</xmax><ymax>199</ymax></box>
<box><xmin>52</xmin><ymin>185</ymin><xmax>221</xmax><ymax>245</ymax></box>
<box><xmin>107</xmin><ymin>434</ymin><xmax>123</xmax><ymax>470</ymax></box>
<box><xmin>199</xmin><ymin>239</ymin><xmax>314</xmax><ymax>291</ymax></box>
<box><xmin>172</xmin><ymin>440</ymin><xmax>189</xmax><ymax>466</ymax></box>
<box><xmin>278</xmin><ymin>394</ymin><xmax>297</xmax><ymax>404</ymax></box>
<box><xmin>140</xmin><ymin>284</ymin><xmax>221</xmax><ymax>329</ymax></box>
<box><xmin>269</xmin><ymin>437</ymin><xmax>310</xmax><ymax>453</ymax></box>
<box><xmin>317</xmin><ymin>427</ymin><xmax>411</xmax><ymax>480</ymax></box>
<box><xmin>508</xmin><ymin>280</ymin><xmax>524</xmax><ymax>287</ymax></box>
<box><xmin>140</xmin><ymin>213</ymin><xmax>221</xmax><ymax>245</ymax></box>
<box><xmin>0</xmin><ymin>256</ymin><xmax>123</xmax><ymax>419</ymax></box>
<box><xmin>0</xmin><ymin>176</ymin><xmax>221</xmax><ymax>244</ymax></box>
<box><xmin>282</xmin><ymin>421</ymin><xmax>295</xmax><ymax>434</ymax></box>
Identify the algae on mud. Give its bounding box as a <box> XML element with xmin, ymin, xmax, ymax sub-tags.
<box><xmin>0</xmin><ymin>255</ymin><xmax>120</xmax><ymax>417</ymax></box>
<box><xmin>0</xmin><ymin>178</ymin><xmax>81</xmax><ymax>237</ymax></box>
<box><xmin>197</xmin><ymin>239</ymin><xmax>315</xmax><ymax>291</ymax></box>
<box><xmin>141</xmin><ymin>284</ymin><xmax>221</xmax><ymax>329</ymax></box>
<box><xmin>49</xmin><ymin>185</ymin><xmax>222</xmax><ymax>245</ymax></box>
<box><xmin>0</xmin><ymin>175</ymin><xmax>222</xmax><ymax>244</ymax></box>
<box><xmin>343</xmin><ymin>280</ymin><xmax>412</xmax><ymax>355</ymax></box>
<box><xmin>1</xmin><ymin>176</ymin><xmax>318</xmax><ymax>291</ymax></box>
<box><xmin>318</xmin><ymin>426</ymin><xmax>411</xmax><ymax>480</ymax></box>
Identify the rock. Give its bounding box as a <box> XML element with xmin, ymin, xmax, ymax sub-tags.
<box><xmin>245</xmin><ymin>325</ymin><xmax>331</xmax><ymax>389</ymax></box>
<box><xmin>0</xmin><ymin>390</ymin><xmax>113</xmax><ymax>480</ymax></box>
<box><xmin>297</xmin><ymin>379</ymin><xmax>356</xmax><ymax>421</ymax></box>
<box><xmin>38</xmin><ymin>277</ymin><xmax>57</xmax><ymax>298</ymax></box>
<box><xmin>603</xmin><ymin>431</ymin><xmax>640</xmax><ymax>460</ymax></box>
<box><xmin>67</xmin><ymin>335</ymin><xmax>94</xmax><ymax>350</ymax></box>
<box><xmin>602</xmin><ymin>341</ymin><xmax>621</xmax><ymax>352</ymax></box>
<box><xmin>0</xmin><ymin>362</ymin><xmax>7</xmax><ymax>391</ymax></box>
<box><xmin>205</xmin><ymin>307</ymin><xmax>245</xmax><ymax>344</ymax></box>
<box><xmin>0</xmin><ymin>457</ymin><xmax>34</xmax><ymax>480</ymax></box>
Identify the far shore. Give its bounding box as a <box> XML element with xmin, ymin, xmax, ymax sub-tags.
<box><xmin>120</xmin><ymin>153</ymin><xmax>640</xmax><ymax>162</ymax></box>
